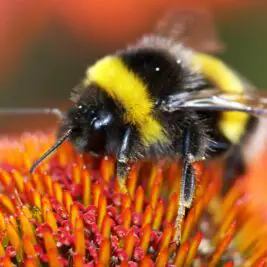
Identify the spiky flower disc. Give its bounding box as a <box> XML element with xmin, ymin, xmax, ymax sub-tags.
<box><xmin>0</xmin><ymin>132</ymin><xmax>266</xmax><ymax>266</ymax></box>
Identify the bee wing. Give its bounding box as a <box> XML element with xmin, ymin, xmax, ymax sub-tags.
<box><xmin>154</xmin><ymin>8</ymin><xmax>224</xmax><ymax>54</ymax></box>
<box><xmin>159</xmin><ymin>89</ymin><xmax>267</xmax><ymax>117</ymax></box>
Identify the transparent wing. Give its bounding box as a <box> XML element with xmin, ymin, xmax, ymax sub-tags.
<box><xmin>154</xmin><ymin>8</ymin><xmax>224</xmax><ymax>54</ymax></box>
<box><xmin>159</xmin><ymin>89</ymin><xmax>267</xmax><ymax>117</ymax></box>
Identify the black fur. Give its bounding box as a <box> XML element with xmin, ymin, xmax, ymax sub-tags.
<box><xmin>119</xmin><ymin>48</ymin><xmax>208</xmax><ymax>98</ymax></box>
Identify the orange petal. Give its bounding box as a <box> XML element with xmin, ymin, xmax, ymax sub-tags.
<box><xmin>140</xmin><ymin>224</ymin><xmax>151</xmax><ymax>253</ymax></box>
<box><xmin>134</xmin><ymin>186</ymin><xmax>144</xmax><ymax>213</ymax></box>
<box><xmin>82</xmin><ymin>169</ymin><xmax>91</xmax><ymax>206</ymax></box>
<box><xmin>97</xmin><ymin>194</ymin><xmax>107</xmax><ymax>229</ymax></box>
<box><xmin>74</xmin><ymin>217</ymin><xmax>86</xmax><ymax>257</ymax></box>
<box><xmin>99</xmin><ymin>239</ymin><xmax>111</xmax><ymax>265</ymax></box>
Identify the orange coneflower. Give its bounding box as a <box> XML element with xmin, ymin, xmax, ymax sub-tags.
<box><xmin>0</xmin><ymin>131</ymin><xmax>266</xmax><ymax>266</ymax></box>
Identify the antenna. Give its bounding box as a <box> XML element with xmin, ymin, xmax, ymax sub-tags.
<box><xmin>0</xmin><ymin>108</ymin><xmax>63</xmax><ymax>118</ymax></box>
<box><xmin>30</xmin><ymin>128</ymin><xmax>72</xmax><ymax>173</ymax></box>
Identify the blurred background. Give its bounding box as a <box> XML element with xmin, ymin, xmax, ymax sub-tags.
<box><xmin>0</xmin><ymin>0</ymin><xmax>267</xmax><ymax>133</ymax></box>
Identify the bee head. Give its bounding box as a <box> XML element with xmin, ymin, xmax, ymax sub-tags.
<box><xmin>29</xmin><ymin>85</ymin><xmax>124</xmax><ymax>174</ymax></box>
<box><xmin>64</xmin><ymin>104</ymin><xmax>113</xmax><ymax>154</ymax></box>
<box><xmin>62</xmin><ymin>84</ymin><xmax>124</xmax><ymax>155</ymax></box>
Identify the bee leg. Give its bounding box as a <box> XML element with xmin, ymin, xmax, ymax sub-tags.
<box><xmin>116</xmin><ymin>161</ymin><xmax>129</xmax><ymax>193</ymax></box>
<box><xmin>116</xmin><ymin>127</ymin><xmax>132</xmax><ymax>193</ymax></box>
<box><xmin>222</xmin><ymin>145</ymin><xmax>245</xmax><ymax>194</ymax></box>
<box><xmin>174</xmin><ymin>157</ymin><xmax>196</xmax><ymax>243</ymax></box>
<box><xmin>174</xmin><ymin>125</ymin><xmax>200</xmax><ymax>243</ymax></box>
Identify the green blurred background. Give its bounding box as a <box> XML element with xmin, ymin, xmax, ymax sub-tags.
<box><xmin>0</xmin><ymin>1</ymin><xmax>267</xmax><ymax>133</ymax></box>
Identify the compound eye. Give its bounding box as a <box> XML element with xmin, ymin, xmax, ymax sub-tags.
<box><xmin>91</xmin><ymin>111</ymin><xmax>113</xmax><ymax>131</ymax></box>
<box><xmin>77</xmin><ymin>104</ymin><xmax>97</xmax><ymax>117</ymax></box>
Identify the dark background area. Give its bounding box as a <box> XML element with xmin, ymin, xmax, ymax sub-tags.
<box><xmin>0</xmin><ymin>1</ymin><xmax>266</xmax><ymax>133</ymax></box>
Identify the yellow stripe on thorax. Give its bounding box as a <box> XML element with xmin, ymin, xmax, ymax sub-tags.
<box><xmin>83</xmin><ymin>56</ymin><xmax>167</xmax><ymax>146</ymax></box>
<box><xmin>192</xmin><ymin>53</ymin><xmax>248</xmax><ymax>144</ymax></box>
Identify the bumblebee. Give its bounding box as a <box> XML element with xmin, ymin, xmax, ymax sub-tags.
<box><xmin>4</xmin><ymin>9</ymin><xmax>267</xmax><ymax>242</ymax></box>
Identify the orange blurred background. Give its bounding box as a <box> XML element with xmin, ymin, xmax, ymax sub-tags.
<box><xmin>0</xmin><ymin>0</ymin><xmax>267</xmax><ymax>132</ymax></box>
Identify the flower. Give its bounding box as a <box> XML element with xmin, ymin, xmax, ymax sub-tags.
<box><xmin>0</xmin><ymin>131</ymin><xmax>267</xmax><ymax>266</ymax></box>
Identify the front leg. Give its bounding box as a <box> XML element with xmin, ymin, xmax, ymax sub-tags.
<box><xmin>116</xmin><ymin>127</ymin><xmax>132</xmax><ymax>193</ymax></box>
<box><xmin>175</xmin><ymin>157</ymin><xmax>196</xmax><ymax>242</ymax></box>
<box><xmin>174</xmin><ymin>124</ymin><xmax>207</xmax><ymax>243</ymax></box>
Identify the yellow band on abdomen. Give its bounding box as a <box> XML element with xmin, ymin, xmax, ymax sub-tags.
<box><xmin>84</xmin><ymin>56</ymin><xmax>167</xmax><ymax>146</ymax></box>
<box><xmin>192</xmin><ymin>53</ymin><xmax>249</xmax><ymax>144</ymax></box>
